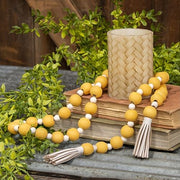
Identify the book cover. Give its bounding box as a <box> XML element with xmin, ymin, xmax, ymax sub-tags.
<box><xmin>64</xmin><ymin>85</ymin><xmax>180</xmax><ymax>129</ymax></box>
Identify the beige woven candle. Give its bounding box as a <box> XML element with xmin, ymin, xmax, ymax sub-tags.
<box><xmin>107</xmin><ymin>28</ymin><xmax>153</xmax><ymax>99</ymax></box>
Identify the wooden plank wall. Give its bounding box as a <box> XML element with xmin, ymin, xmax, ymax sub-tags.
<box><xmin>0</xmin><ymin>0</ymin><xmax>56</xmax><ymax>67</ymax></box>
<box><xmin>0</xmin><ymin>0</ymin><xmax>179</xmax><ymax>67</ymax></box>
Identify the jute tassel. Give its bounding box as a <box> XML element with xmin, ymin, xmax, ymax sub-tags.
<box><xmin>133</xmin><ymin>117</ymin><xmax>152</xmax><ymax>158</ymax></box>
<box><xmin>43</xmin><ymin>146</ymin><xmax>84</xmax><ymax>165</ymax></box>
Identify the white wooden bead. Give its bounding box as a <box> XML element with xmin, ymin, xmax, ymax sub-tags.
<box><xmin>93</xmin><ymin>145</ymin><xmax>97</xmax><ymax>152</ymax></box>
<box><xmin>149</xmin><ymin>83</ymin><xmax>154</xmax><ymax>89</ymax></box>
<box><xmin>90</xmin><ymin>96</ymin><xmax>97</xmax><ymax>103</ymax></box>
<box><xmin>14</xmin><ymin>125</ymin><xmax>19</xmax><ymax>132</ymax></box>
<box><xmin>128</xmin><ymin>103</ymin><xmax>135</xmax><ymax>110</ymax></box>
<box><xmin>37</xmin><ymin>118</ymin><xmax>43</xmax><ymax>125</ymax></box>
<box><xmin>76</xmin><ymin>146</ymin><xmax>84</xmax><ymax>154</ymax></box>
<box><xmin>151</xmin><ymin>101</ymin><xmax>158</xmax><ymax>108</ymax></box>
<box><xmin>30</xmin><ymin>127</ymin><xmax>36</xmax><ymax>134</ymax></box>
<box><xmin>121</xmin><ymin>136</ymin><xmax>127</xmax><ymax>142</ymax></box>
<box><xmin>107</xmin><ymin>143</ymin><xmax>112</xmax><ymax>150</ymax></box>
<box><xmin>63</xmin><ymin>135</ymin><xmax>69</xmax><ymax>142</ymax></box>
<box><xmin>85</xmin><ymin>114</ymin><xmax>92</xmax><ymax>120</ymax></box>
<box><xmin>95</xmin><ymin>82</ymin><xmax>102</xmax><ymax>87</ymax></box>
<box><xmin>77</xmin><ymin>128</ymin><xmax>84</xmax><ymax>134</ymax></box>
<box><xmin>54</xmin><ymin>114</ymin><xmax>60</xmax><ymax>121</ymax></box>
<box><xmin>157</xmin><ymin>76</ymin><xmax>162</xmax><ymax>82</ymax></box>
<box><xmin>136</xmin><ymin>89</ymin><xmax>143</xmax><ymax>95</ymax></box>
<box><xmin>67</xmin><ymin>103</ymin><xmax>73</xmax><ymax>110</ymax></box>
<box><xmin>102</xmin><ymin>74</ymin><xmax>107</xmax><ymax>78</ymax></box>
<box><xmin>47</xmin><ymin>133</ymin><xmax>52</xmax><ymax>140</ymax></box>
<box><xmin>77</xmin><ymin>89</ymin><xmax>84</xmax><ymax>96</ymax></box>
<box><xmin>127</xmin><ymin>121</ymin><xmax>134</xmax><ymax>127</ymax></box>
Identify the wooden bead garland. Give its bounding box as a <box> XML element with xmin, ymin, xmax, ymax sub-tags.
<box><xmin>8</xmin><ymin>70</ymin><xmax>169</xmax><ymax>164</ymax></box>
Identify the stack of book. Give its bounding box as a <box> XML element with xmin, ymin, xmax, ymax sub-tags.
<box><xmin>55</xmin><ymin>85</ymin><xmax>180</xmax><ymax>151</ymax></box>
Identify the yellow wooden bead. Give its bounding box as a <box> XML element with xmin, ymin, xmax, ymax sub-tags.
<box><xmin>102</xmin><ymin>69</ymin><xmax>108</xmax><ymax>78</ymax></box>
<box><xmin>151</xmin><ymin>93</ymin><xmax>164</xmax><ymax>106</ymax></box>
<box><xmin>155</xmin><ymin>72</ymin><xmax>169</xmax><ymax>84</ymax></box>
<box><xmin>120</xmin><ymin>125</ymin><xmax>134</xmax><ymax>138</ymax></box>
<box><xmin>160</xmin><ymin>84</ymin><xmax>167</xmax><ymax>90</ymax></box>
<box><xmin>155</xmin><ymin>89</ymin><xmax>167</xmax><ymax>101</ymax></box>
<box><xmin>95</xmin><ymin>76</ymin><xmax>108</xmax><ymax>89</ymax></box>
<box><xmin>129</xmin><ymin>92</ymin><xmax>142</xmax><ymax>105</ymax></box>
<box><xmin>139</xmin><ymin>84</ymin><xmax>152</xmax><ymax>96</ymax></box>
<box><xmin>69</xmin><ymin>94</ymin><xmax>82</xmax><ymax>106</ymax></box>
<box><xmin>158</xmin><ymin>85</ymin><xmax>168</xmax><ymax>96</ymax></box>
<box><xmin>78</xmin><ymin>117</ymin><xmax>91</xmax><ymax>130</ymax></box>
<box><xmin>13</xmin><ymin>119</ymin><xmax>22</xmax><ymax>124</ymax></box>
<box><xmin>8</xmin><ymin>122</ymin><xmax>19</xmax><ymax>135</ymax></box>
<box><xmin>80</xmin><ymin>83</ymin><xmax>92</xmax><ymax>95</ymax></box>
<box><xmin>148</xmin><ymin>77</ymin><xmax>161</xmax><ymax>89</ymax></box>
<box><xmin>143</xmin><ymin>106</ymin><xmax>157</xmax><ymax>118</ymax></box>
<box><xmin>110</xmin><ymin>136</ymin><xmax>123</xmax><ymax>149</ymax></box>
<box><xmin>51</xmin><ymin>131</ymin><xmax>64</xmax><ymax>144</ymax></box>
<box><xmin>85</xmin><ymin>102</ymin><xmax>97</xmax><ymax>115</ymax></box>
<box><xmin>35</xmin><ymin>127</ymin><xmax>48</xmax><ymax>140</ymax></box>
<box><xmin>18</xmin><ymin>123</ymin><xmax>31</xmax><ymax>136</ymax></box>
<box><xmin>90</xmin><ymin>86</ymin><xmax>103</xmax><ymax>98</ymax></box>
<box><xmin>81</xmin><ymin>143</ymin><xmax>94</xmax><ymax>156</ymax></box>
<box><xmin>125</xmin><ymin>109</ymin><xmax>138</xmax><ymax>122</ymax></box>
<box><xmin>58</xmin><ymin>107</ymin><xmax>71</xmax><ymax>119</ymax></box>
<box><xmin>96</xmin><ymin>142</ymin><xmax>108</xmax><ymax>153</ymax></box>
<box><xmin>42</xmin><ymin>115</ymin><xmax>55</xmax><ymax>128</ymax></box>
<box><xmin>67</xmin><ymin>128</ymin><xmax>80</xmax><ymax>141</ymax></box>
<box><xmin>26</xmin><ymin>117</ymin><xmax>38</xmax><ymax>127</ymax></box>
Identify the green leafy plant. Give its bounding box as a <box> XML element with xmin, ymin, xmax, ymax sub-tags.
<box><xmin>11</xmin><ymin>0</ymin><xmax>166</xmax><ymax>83</ymax></box>
<box><xmin>1</xmin><ymin>0</ymin><xmax>180</xmax><ymax>179</ymax></box>
<box><xmin>154</xmin><ymin>42</ymin><xmax>180</xmax><ymax>85</ymax></box>
<box><xmin>0</xmin><ymin>58</ymin><xmax>65</xmax><ymax>179</ymax></box>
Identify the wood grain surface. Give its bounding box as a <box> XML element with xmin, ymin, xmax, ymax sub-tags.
<box><xmin>0</xmin><ymin>0</ymin><xmax>179</xmax><ymax>66</ymax></box>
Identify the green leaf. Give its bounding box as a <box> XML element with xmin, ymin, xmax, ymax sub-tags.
<box><xmin>22</xmin><ymin>72</ymin><xmax>30</xmax><ymax>79</ymax></box>
<box><xmin>35</xmin><ymin>29</ymin><xmax>40</xmax><ymax>37</ymax></box>
<box><xmin>61</xmin><ymin>29</ymin><xmax>67</xmax><ymax>38</ymax></box>
<box><xmin>24</xmin><ymin>175</ymin><xmax>31</xmax><ymax>180</ymax></box>
<box><xmin>1</xmin><ymin>84</ymin><xmax>6</xmax><ymax>92</ymax></box>
<box><xmin>42</xmin><ymin>83</ymin><xmax>50</xmax><ymax>88</ymax></box>
<box><xmin>42</xmin><ymin>100</ymin><xmax>51</xmax><ymax>105</ymax></box>
<box><xmin>28</xmin><ymin>98</ymin><xmax>33</xmax><ymax>106</ymax></box>
<box><xmin>17</xmin><ymin>163</ymin><xmax>24</xmax><ymax>168</ymax></box>
<box><xmin>9</xmin><ymin>109</ymin><xmax>16</xmax><ymax>115</ymax></box>
<box><xmin>10</xmin><ymin>151</ymin><xmax>16</xmax><ymax>160</ymax></box>
<box><xmin>0</xmin><ymin>142</ymin><xmax>4</xmax><ymax>152</ymax></box>
<box><xmin>70</xmin><ymin>36</ymin><xmax>75</xmax><ymax>44</ymax></box>
<box><xmin>69</xmin><ymin>29</ymin><xmax>75</xmax><ymax>35</ymax></box>
<box><xmin>91</xmin><ymin>20</ymin><xmax>97</xmax><ymax>25</ymax></box>
<box><xmin>79</xmin><ymin>32</ymin><xmax>85</xmax><ymax>37</ymax></box>
<box><xmin>140</xmin><ymin>19</ymin><xmax>147</xmax><ymax>26</ymax></box>
<box><xmin>132</xmin><ymin>12</ymin><xmax>136</xmax><ymax>19</ymax></box>
<box><xmin>28</xmin><ymin>107</ymin><xmax>38</xmax><ymax>113</ymax></box>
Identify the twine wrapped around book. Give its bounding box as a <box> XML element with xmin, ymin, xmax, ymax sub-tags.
<box><xmin>107</xmin><ymin>28</ymin><xmax>153</xmax><ymax>100</ymax></box>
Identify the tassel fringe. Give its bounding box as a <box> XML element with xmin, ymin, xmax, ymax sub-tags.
<box><xmin>43</xmin><ymin>146</ymin><xmax>84</xmax><ymax>165</ymax></box>
<box><xmin>133</xmin><ymin>117</ymin><xmax>152</xmax><ymax>158</ymax></box>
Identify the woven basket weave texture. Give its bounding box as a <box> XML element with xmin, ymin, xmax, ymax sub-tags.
<box><xmin>107</xmin><ymin>29</ymin><xmax>153</xmax><ymax>100</ymax></box>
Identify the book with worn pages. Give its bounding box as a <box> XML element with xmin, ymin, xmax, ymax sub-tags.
<box><xmin>58</xmin><ymin>84</ymin><xmax>180</xmax><ymax>150</ymax></box>
<box><xmin>54</xmin><ymin>113</ymin><xmax>180</xmax><ymax>151</ymax></box>
<box><xmin>64</xmin><ymin>84</ymin><xmax>180</xmax><ymax>129</ymax></box>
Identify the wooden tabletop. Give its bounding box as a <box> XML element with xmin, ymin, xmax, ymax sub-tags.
<box><xmin>1</xmin><ymin>65</ymin><xmax>180</xmax><ymax>180</ymax></box>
